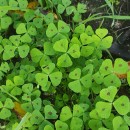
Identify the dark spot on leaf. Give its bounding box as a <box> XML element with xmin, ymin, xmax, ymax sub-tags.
<box><xmin>73</xmin><ymin>50</ymin><xmax>76</xmax><ymax>53</ymax></box>
<box><xmin>105</xmin><ymin>66</ymin><xmax>108</xmax><ymax>70</ymax></box>
<box><xmin>35</xmin><ymin>116</ymin><xmax>39</xmax><ymax>119</ymax></box>
<box><xmin>121</xmin><ymin>103</ymin><xmax>125</xmax><ymax>106</ymax></box>
<box><xmin>51</xmin><ymin>29</ymin><xmax>53</xmax><ymax>32</ymax></box>
<box><xmin>59</xmin><ymin>126</ymin><xmax>62</xmax><ymax>128</ymax></box>
<box><xmin>41</xmin><ymin>78</ymin><xmax>44</xmax><ymax>81</ymax></box>
<box><xmin>107</xmin><ymin>92</ymin><xmax>110</xmax><ymax>96</ymax></box>
<box><xmin>102</xmin><ymin>108</ymin><xmax>105</xmax><ymax>111</ymax></box>
<box><xmin>111</xmin><ymin>80</ymin><xmax>114</xmax><ymax>84</ymax></box>
<box><xmin>61</xmin><ymin>26</ymin><xmax>64</xmax><ymax>29</ymax></box>
<box><xmin>75</xmin><ymin>73</ymin><xmax>77</xmax><ymax>76</ymax></box>
<box><xmin>48</xmin><ymin>111</ymin><xmax>52</xmax><ymax>115</ymax></box>
<box><xmin>119</xmin><ymin>64</ymin><xmax>122</xmax><ymax>67</ymax></box>
<box><xmin>55</xmin><ymin>77</ymin><xmax>58</xmax><ymax>79</ymax></box>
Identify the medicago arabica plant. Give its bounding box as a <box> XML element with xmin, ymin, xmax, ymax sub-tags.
<box><xmin>0</xmin><ymin>0</ymin><xmax>130</xmax><ymax>130</ymax></box>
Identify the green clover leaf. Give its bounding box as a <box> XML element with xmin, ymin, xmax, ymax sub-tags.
<box><xmin>81</xmin><ymin>46</ymin><xmax>94</xmax><ymax>57</ymax></box>
<box><xmin>30</xmin><ymin>48</ymin><xmax>43</xmax><ymax>63</ymax></box>
<box><xmin>99</xmin><ymin>59</ymin><xmax>113</xmax><ymax>76</ymax></box>
<box><xmin>16</xmin><ymin>23</ymin><xmax>27</xmax><ymax>34</ymax></box>
<box><xmin>44</xmin><ymin>105</ymin><xmax>58</xmax><ymax>119</ymax></box>
<box><xmin>44</xmin><ymin>42</ymin><xmax>56</xmax><ymax>56</ymax></box>
<box><xmin>73</xmin><ymin>104</ymin><xmax>84</xmax><ymax>117</ymax></box>
<box><xmin>20</xmin><ymin>33</ymin><xmax>32</xmax><ymax>43</ymax></box>
<box><xmin>4</xmin><ymin>98</ymin><xmax>14</xmax><ymax>109</ymax></box>
<box><xmin>88</xmin><ymin>119</ymin><xmax>102</xmax><ymax>130</ymax></box>
<box><xmin>85</xmin><ymin>25</ymin><xmax>94</xmax><ymax>36</ymax></box>
<box><xmin>100</xmin><ymin>86</ymin><xmax>117</xmax><ymax>102</ymax></box>
<box><xmin>96</xmin><ymin>28</ymin><xmax>108</xmax><ymax>39</ymax></box>
<box><xmin>46</xmin><ymin>23</ymin><xmax>58</xmax><ymax>38</ymax></box>
<box><xmin>28</xmin><ymin>26</ymin><xmax>37</xmax><ymax>36</ymax></box>
<box><xmin>68</xmin><ymin>80</ymin><xmax>81</xmax><ymax>93</ymax></box>
<box><xmin>62</xmin><ymin>0</ymin><xmax>71</xmax><ymax>7</ymax></box>
<box><xmin>113</xmin><ymin>95</ymin><xmax>130</xmax><ymax>115</ymax></box>
<box><xmin>17</xmin><ymin>0</ymin><xmax>28</xmax><ymax>9</ymax></box>
<box><xmin>35</xmin><ymin>73</ymin><xmax>48</xmax><ymax>91</ymax></box>
<box><xmin>55</xmin><ymin>120</ymin><xmax>68</xmax><ymax>130</ymax></box>
<box><xmin>18</xmin><ymin>44</ymin><xmax>30</xmax><ymax>58</ymax></box>
<box><xmin>58</xmin><ymin>4</ymin><xmax>65</xmax><ymax>14</ymax></box>
<box><xmin>49</xmin><ymin>71</ymin><xmax>62</xmax><ymax>86</ymax></box>
<box><xmin>22</xmin><ymin>83</ymin><xmax>33</xmax><ymax>94</ymax></box>
<box><xmin>58</xmin><ymin>20</ymin><xmax>70</xmax><ymax>33</ymax></box>
<box><xmin>42</xmin><ymin>63</ymin><xmax>55</xmax><ymax>75</ymax></box>
<box><xmin>0</xmin><ymin>108</ymin><xmax>12</xmax><ymax>119</ymax></box>
<box><xmin>77</xmin><ymin>3</ymin><xmax>86</xmax><ymax>13</ymax></box>
<box><xmin>112</xmin><ymin>116</ymin><xmax>127</xmax><ymax>130</ymax></box>
<box><xmin>33</xmin><ymin>17</ymin><xmax>43</xmax><ymax>28</ymax></box>
<box><xmin>66</xmin><ymin>6</ymin><xmax>75</xmax><ymax>15</ymax></box>
<box><xmin>1</xmin><ymin>16</ymin><xmax>12</xmax><ymax>29</ymax></box>
<box><xmin>14</xmin><ymin>76</ymin><xmax>24</xmax><ymax>86</ymax></box>
<box><xmin>32</xmin><ymin>98</ymin><xmax>42</xmax><ymax>110</ymax></box>
<box><xmin>57</xmin><ymin>53</ymin><xmax>72</xmax><ymax>67</ymax></box>
<box><xmin>0</xmin><ymin>62</ymin><xmax>10</xmax><ymax>73</ymax></box>
<box><xmin>9</xmin><ymin>35</ymin><xmax>21</xmax><ymax>47</ymax></box>
<box><xmin>70</xmin><ymin>117</ymin><xmax>83</xmax><ymax>130</ymax></box>
<box><xmin>44</xmin><ymin>13</ymin><xmax>54</xmax><ymax>24</ymax></box>
<box><xmin>30</xmin><ymin>110</ymin><xmax>44</xmax><ymax>125</ymax></box>
<box><xmin>74</xmin><ymin>24</ymin><xmax>85</xmax><ymax>34</ymax></box>
<box><xmin>24</xmin><ymin>10</ymin><xmax>35</xmax><ymax>22</ymax></box>
<box><xmin>96</xmin><ymin>101</ymin><xmax>112</xmax><ymax>119</ymax></box>
<box><xmin>103</xmin><ymin>74</ymin><xmax>121</xmax><ymax>88</ymax></box>
<box><xmin>67</xmin><ymin>44</ymin><xmax>80</xmax><ymax>58</ymax></box>
<box><xmin>69</xmin><ymin>68</ymin><xmax>81</xmax><ymax>80</ymax></box>
<box><xmin>3</xmin><ymin>45</ymin><xmax>16</xmax><ymax>60</ymax></box>
<box><xmin>114</xmin><ymin>58</ymin><xmax>128</xmax><ymax>74</ymax></box>
<box><xmin>60</xmin><ymin>106</ymin><xmax>72</xmax><ymax>121</ymax></box>
<box><xmin>53</xmin><ymin>39</ymin><xmax>68</xmax><ymax>52</ymax></box>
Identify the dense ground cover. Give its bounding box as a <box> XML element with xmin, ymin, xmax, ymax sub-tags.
<box><xmin>0</xmin><ymin>0</ymin><xmax>130</xmax><ymax>130</ymax></box>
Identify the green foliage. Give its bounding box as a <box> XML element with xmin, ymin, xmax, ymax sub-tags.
<box><xmin>0</xmin><ymin>0</ymin><xmax>129</xmax><ymax>130</ymax></box>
